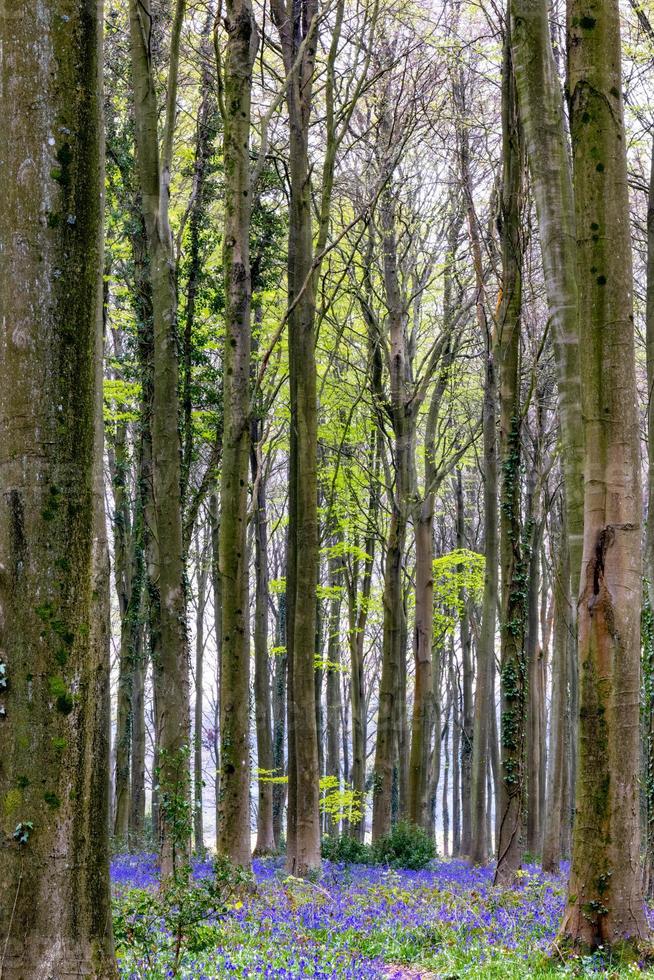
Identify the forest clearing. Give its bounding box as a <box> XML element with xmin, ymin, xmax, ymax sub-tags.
<box><xmin>3</xmin><ymin>0</ymin><xmax>654</xmax><ymax>976</ymax></box>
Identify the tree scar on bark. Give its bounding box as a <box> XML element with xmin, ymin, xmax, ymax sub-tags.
<box><xmin>588</xmin><ymin>525</ymin><xmax>615</xmax><ymax>616</ymax></box>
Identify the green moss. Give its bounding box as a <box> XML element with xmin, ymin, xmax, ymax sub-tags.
<box><xmin>51</xmin><ymin>736</ymin><xmax>67</xmax><ymax>752</ymax></box>
<box><xmin>44</xmin><ymin>791</ymin><xmax>61</xmax><ymax>809</ymax></box>
<box><xmin>36</xmin><ymin>602</ymin><xmax>55</xmax><ymax>622</ymax></box>
<box><xmin>17</xmin><ymin>775</ymin><xmax>29</xmax><ymax>789</ymax></box>
<box><xmin>3</xmin><ymin>788</ymin><xmax>22</xmax><ymax>817</ymax></box>
<box><xmin>48</xmin><ymin>675</ymin><xmax>67</xmax><ymax>698</ymax></box>
<box><xmin>49</xmin><ymin>675</ymin><xmax>74</xmax><ymax>714</ymax></box>
<box><xmin>57</xmin><ymin>692</ymin><xmax>74</xmax><ymax>715</ymax></box>
<box><xmin>55</xmin><ymin>648</ymin><xmax>69</xmax><ymax>666</ymax></box>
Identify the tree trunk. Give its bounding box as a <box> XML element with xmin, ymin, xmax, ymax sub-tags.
<box><xmin>326</xmin><ymin>543</ymin><xmax>345</xmax><ymax>836</ymax></box>
<box><xmin>542</xmin><ymin>505</ymin><xmax>569</xmax><ymax>873</ymax></box>
<box><xmin>559</xmin><ymin>0</ymin><xmax>648</xmax><ymax>950</ymax></box>
<box><xmin>271</xmin><ymin>0</ymin><xmax>322</xmax><ymax>876</ymax></box>
<box><xmin>525</xmin><ymin>482</ymin><xmax>544</xmax><ymax>858</ymax></box>
<box><xmin>451</xmin><ymin>651</ymin><xmax>462</xmax><ymax>856</ymax></box>
<box><xmin>0</xmin><ymin>0</ymin><xmax>116</xmax><ymax>971</ymax></box>
<box><xmin>510</xmin><ymin>0</ymin><xmax>584</xmax><ymax>595</ymax></box>
<box><xmin>209</xmin><ymin>492</ymin><xmax>222</xmax><ymax>847</ymax></box>
<box><xmin>193</xmin><ymin>538</ymin><xmax>209</xmax><ymax>856</ymax></box>
<box><xmin>494</xmin><ymin>14</ymin><xmax>526</xmax><ymax>887</ymax></box>
<box><xmin>110</xmin><ymin>423</ymin><xmax>135</xmax><ymax>842</ymax></box>
<box><xmin>372</xmin><ymin>178</ymin><xmax>413</xmax><ymax>841</ymax></box>
<box><xmin>129</xmin><ymin>0</ymin><xmax>191</xmax><ymax>879</ymax></box>
<box><xmin>643</xmin><ymin>131</ymin><xmax>654</xmax><ymax>897</ymax></box>
<box><xmin>272</xmin><ymin>589</ymin><xmax>288</xmax><ymax>850</ymax></box>
<box><xmin>130</xmin><ymin>619</ymin><xmax>147</xmax><ymax>842</ymax></box>
<box><xmin>469</xmin><ymin>339</ymin><xmax>498</xmax><ymax>865</ymax></box>
<box><xmin>408</xmin><ymin>508</ymin><xmax>436</xmax><ymax>828</ymax></box>
<box><xmin>457</xmin><ymin>470</ymin><xmax>474</xmax><ymax>857</ymax></box>
<box><xmin>216</xmin><ymin>0</ymin><xmax>258</xmax><ymax>868</ymax></box>
<box><xmin>252</xmin><ymin>427</ymin><xmax>275</xmax><ymax>855</ymax></box>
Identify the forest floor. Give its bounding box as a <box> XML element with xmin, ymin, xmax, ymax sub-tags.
<box><xmin>111</xmin><ymin>854</ymin><xmax>653</xmax><ymax>978</ymax></box>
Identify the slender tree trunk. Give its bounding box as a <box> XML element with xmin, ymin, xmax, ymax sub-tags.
<box><xmin>347</xmin><ymin>434</ymin><xmax>379</xmax><ymax>839</ymax></box>
<box><xmin>373</xmin><ymin>504</ymin><xmax>408</xmax><ymax>839</ymax></box>
<box><xmin>442</xmin><ymin>707</ymin><xmax>450</xmax><ymax>857</ymax></box>
<box><xmin>457</xmin><ymin>471</ymin><xmax>474</xmax><ymax>856</ymax></box>
<box><xmin>326</xmin><ymin>543</ymin><xmax>344</xmax><ymax>836</ymax></box>
<box><xmin>110</xmin><ymin>424</ymin><xmax>135</xmax><ymax>842</ymax></box>
<box><xmin>209</xmin><ymin>492</ymin><xmax>222</xmax><ymax>847</ymax></box>
<box><xmin>194</xmin><ymin>539</ymin><xmax>209</xmax><ymax>856</ymax></box>
<box><xmin>469</xmin><ymin>343</ymin><xmax>498</xmax><ymax>865</ymax></box>
<box><xmin>494</xmin><ymin>15</ymin><xmax>526</xmax><ymax>886</ymax></box>
<box><xmin>0</xmin><ymin>0</ymin><xmax>116</xmax><ymax>971</ymax></box>
<box><xmin>271</xmin><ymin>0</ymin><xmax>322</xmax><ymax>876</ymax></box>
<box><xmin>372</xmin><ymin>179</ymin><xmax>413</xmax><ymax>841</ymax></box>
<box><xmin>559</xmin><ymin>0</ymin><xmax>648</xmax><ymax>949</ymax></box>
<box><xmin>272</xmin><ymin>590</ymin><xmax>288</xmax><ymax>850</ymax></box>
<box><xmin>526</xmin><ymin>487</ymin><xmax>544</xmax><ymax>858</ymax></box>
<box><xmin>252</xmin><ymin>428</ymin><xmax>275</xmax><ymax>854</ymax></box>
<box><xmin>451</xmin><ymin>653</ymin><xmax>462</xmax><ymax>856</ymax></box>
<box><xmin>130</xmin><ymin>619</ymin><xmax>147</xmax><ymax>842</ymax></box>
<box><xmin>542</xmin><ymin>506</ymin><xmax>569</xmax><ymax>873</ymax></box>
<box><xmin>457</xmin><ymin>62</ymin><xmax>499</xmax><ymax>865</ymax></box>
<box><xmin>129</xmin><ymin>0</ymin><xmax>191</xmax><ymax>878</ymax></box>
<box><xmin>408</xmin><ymin>507</ymin><xmax>436</xmax><ymax>828</ymax></box>
<box><xmin>643</xmin><ymin>131</ymin><xmax>654</xmax><ymax>897</ymax></box>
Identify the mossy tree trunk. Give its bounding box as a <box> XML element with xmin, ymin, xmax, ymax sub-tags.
<box><xmin>494</xmin><ymin>16</ymin><xmax>526</xmax><ymax>887</ymax></box>
<box><xmin>270</xmin><ymin>0</ymin><xmax>322</xmax><ymax>875</ymax></box>
<box><xmin>217</xmin><ymin>0</ymin><xmax>258</xmax><ymax>869</ymax></box>
<box><xmin>251</xmin><ymin>421</ymin><xmax>275</xmax><ymax>855</ymax></box>
<box><xmin>129</xmin><ymin>0</ymin><xmax>191</xmax><ymax>878</ymax></box>
<box><xmin>558</xmin><ymin>0</ymin><xmax>648</xmax><ymax>951</ymax></box>
<box><xmin>0</xmin><ymin>0</ymin><xmax>116</xmax><ymax>974</ymax></box>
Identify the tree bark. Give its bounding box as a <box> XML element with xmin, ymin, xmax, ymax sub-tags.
<box><xmin>558</xmin><ymin>0</ymin><xmax>648</xmax><ymax>950</ymax></box>
<box><xmin>510</xmin><ymin>0</ymin><xmax>584</xmax><ymax>595</ymax></box>
<box><xmin>271</xmin><ymin>0</ymin><xmax>323</xmax><ymax>875</ymax></box>
<box><xmin>129</xmin><ymin>0</ymin><xmax>191</xmax><ymax>879</ymax></box>
<box><xmin>0</xmin><ymin>0</ymin><xmax>116</xmax><ymax>972</ymax></box>
<box><xmin>325</xmin><ymin>541</ymin><xmax>345</xmax><ymax>836</ymax></box>
<box><xmin>494</xmin><ymin>15</ymin><xmax>526</xmax><ymax>887</ymax></box>
<box><xmin>456</xmin><ymin>470</ymin><xmax>474</xmax><ymax>857</ymax></box>
<box><xmin>217</xmin><ymin>0</ymin><xmax>258</xmax><ymax>868</ymax></box>
<box><xmin>252</xmin><ymin>426</ymin><xmax>275</xmax><ymax>854</ymax></box>
<box><xmin>193</xmin><ymin>537</ymin><xmax>209</xmax><ymax>856</ymax></box>
<box><xmin>542</xmin><ymin>504</ymin><xmax>569</xmax><ymax>873</ymax></box>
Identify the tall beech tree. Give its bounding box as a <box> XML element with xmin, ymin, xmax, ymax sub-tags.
<box><xmin>558</xmin><ymin>0</ymin><xmax>648</xmax><ymax>950</ymax></box>
<box><xmin>129</xmin><ymin>0</ymin><xmax>191</xmax><ymax>877</ymax></box>
<box><xmin>0</xmin><ymin>0</ymin><xmax>116</xmax><ymax>975</ymax></box>
<box><xmin>217</xmin><ymin>0</ymin><xmax>258</xmax><ymax>869</ymax></box>
<box><xmin>494</xmin><ymin>19</ymin><xmax>526</xmax><ymax>886</ymax></box>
